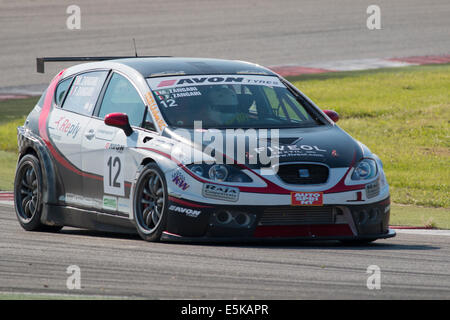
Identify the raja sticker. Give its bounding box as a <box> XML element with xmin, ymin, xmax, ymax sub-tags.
<box><xmin>365</xmin><ymin>180</ymin><xmax>380</xmax><ymax>199</ymax></box>
<box><xmin>203</xmin><ymin>184</ymin><xmax>239</xmax><ymax>202</ymax></box>
<box><xmin>291</xmin><ymin>192</ymin><xmax>323</xmax><ymax>206</ymax></box>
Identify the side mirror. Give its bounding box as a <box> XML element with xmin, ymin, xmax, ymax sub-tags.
<box><xmin>104</xmin><ymin>112</ymin><xmax>133</xmax><ymax>136</ymax></box>
<box><xmin>323</xmin><ymin>109</ymin><xmax>339</xmax><ymax>123</ymax></box>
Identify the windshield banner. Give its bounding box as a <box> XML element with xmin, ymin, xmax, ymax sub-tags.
<box><xmin>147</xmin><ymin>75</ymin><xmax>285</xmax><ymax>90</ymax></box>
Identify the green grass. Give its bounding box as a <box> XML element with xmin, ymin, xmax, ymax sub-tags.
<box><xmin>0</xmin><ymin>97</ymin><xmax>38</xmax><ymax>124</ymax></box>
<box><xmin>0</xmin><ymin>150</ymin><xmax>18</xmax><ymax>190</ymax></box>
<box><xmin>390</xmin><ymin>204</ymin><xmax>450</xmax><ymax>229</ymax></box>
<box><xmin>289</xmin><ymin>64</ymin><xmax>450</xmax><ymax>208</ymax></box>
<box><xmin>0</xmin><ymin>97</ymin><xmax>37</xmax><ymax>190</ymax></box>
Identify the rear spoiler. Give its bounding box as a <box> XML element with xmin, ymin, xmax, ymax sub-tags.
<box><xmin>36</xmin><ymin>56</ymin><xmax>171</xmax><ymax>73</ymax></box>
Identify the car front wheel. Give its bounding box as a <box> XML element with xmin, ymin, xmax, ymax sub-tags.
<box><xmin>133</xmin><ymin>163</ymin><xmax>168</xmax><ymax>242</ymax></box>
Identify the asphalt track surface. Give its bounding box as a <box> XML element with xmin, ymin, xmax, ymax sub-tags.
<box><xmin>1</xmin><ymin>204</ymin><xmax>449</xmax><ymax>299</ymax></box>
<box><xmin>1</xmin><ymin>0</ymin><xmax>450</xmax><ymax>90</ymax></box>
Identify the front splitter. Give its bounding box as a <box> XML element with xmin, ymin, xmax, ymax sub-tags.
<box><xmin>160</xmin><ymin>228</ymin><xmax>396</xmax><ymax>243</ymax></box>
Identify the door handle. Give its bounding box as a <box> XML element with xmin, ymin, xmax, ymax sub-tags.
<box><xmin>84</xmin><ymin>129</ymin><xmax>95</xmax><ymax>140</ymax></box>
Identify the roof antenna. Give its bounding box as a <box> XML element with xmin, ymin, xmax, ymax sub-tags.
<box><xmin>132</xmin><ymin>38</ymin><xmax>138</xmax><ymax>57</ymax></box>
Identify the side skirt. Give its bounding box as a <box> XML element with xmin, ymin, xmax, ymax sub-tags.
<box><xmin>42</xmin><ymin>204</ymin><xmax>137</xmax><ymax>234</ymax></box>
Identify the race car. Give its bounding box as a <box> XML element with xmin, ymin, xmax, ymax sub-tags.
<box><xmin>14</xmin><ymin>56</ymin><xmax>395</xmax><ymax>243</ymax></box>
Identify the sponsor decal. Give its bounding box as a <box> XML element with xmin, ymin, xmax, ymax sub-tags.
<box><xmin>291</xmin><ymin>192</ymin><xmax>323</xmax><ymax>206</ymax></box>
<box><xmin>203</xmin><ymin>184</ymin><xmax>239</xmax><ymax>202</ymax></box>
<box><xmin>103</xmin><ymin>195</ymin><xmax>117</xmax><ymax>210</ymax></box>
<box><xmin>365</xmin><ymin>180</ymin><xmax>380</xmax><ymax>199</ymax></box>
<box><xmin>65</xmin><ymin>193</ymin><xmax>95</xmax><ymax>207</ymax></box>
<box><xmin>145</xmin><ymin>92</ymin><xmax>167</xmax><ymax>131</ymax></box>
<box><xmin>169</xmin><ymin>205</ymin><xmax>201</xmax><ymax>218</ymax></box>
<box><xmin>172</xmin><ymin>171</ymin><xmax>190</xmax><ymax>191</ymax></box>
<box><xmin>105</xmin><ymin>142</ymin><xmax>125</xmax><ymax>153</ymax></box>
<box><xmin>117</xmin><ymin>197</ymin><xmax>130</xmax><ymax>212</ymax></box>
<box><xmin>154</xmin><ymin>86</ymin><xmax>202</xmax><ymax>106</ymax></box>
<box><xmin>157</xmin><ymin>79</ymin><xmax>177</xmax><ymax>88</ymax></box>
<box><xmin>147</xmin><ymin>75</ymin><xmax>284</xmax><ymax>90</ymax></box>
<box><xmin>255</xmin><ymin>143</ymin><xmax>327</xmax><ymax>159</ymax></box>
<box><xmin>53</xmin><ymin>116</ymin><xmax>81</xmax><ymax>139</ymax></box>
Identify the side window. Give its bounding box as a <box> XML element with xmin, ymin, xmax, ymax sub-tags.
<box><xmin>62</xmin><ymin>71</ymin><xmax>108</xmax><ymax>115</ymax></box>
<box><xmin>262</xmin><ymin>86</ymin><xmax>309</xmax><ymax>122</ymax></box>
<box><xmin>281</xmin><ymin>93</ymin><xmax>309</xmax><ymax>121</ymax></box>
<box><xmin>98</xmin><ymin>73</ymin><xmax>146</xmax><ymax>127</ymax></box>
<box><xmin>54</xmin><ymin>77</ymin><xmax>73</xmax><ymax>107</ymax></box>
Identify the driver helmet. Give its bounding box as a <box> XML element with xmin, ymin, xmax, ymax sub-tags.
<box><xmin>207</xmin><ymin>86</ymin><xmax>239</xmax><ymax>123</ymax></box>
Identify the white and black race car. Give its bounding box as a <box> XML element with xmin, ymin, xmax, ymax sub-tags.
<box><xmin>14</xmin><ymin>56</ymin><xmax>395</xmax><ymax>243</ymax></box>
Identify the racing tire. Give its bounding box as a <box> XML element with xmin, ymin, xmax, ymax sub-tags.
<box><xmin>14</xmin><ymin>154</ymin><xmax>62</xmax><ymax>232</ymax></box>
<box><xmin>133</xmin><ymin>163</ymin><xmax>168</xmax><ymax>242</ymax></box>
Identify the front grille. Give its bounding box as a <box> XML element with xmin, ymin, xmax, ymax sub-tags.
<box><xmin>277</xmin><ymin>163</ymin><xmax>329</xmax><ymax>184</ymax></box>
<box><xmin>259</xmin><ymin>206</ymin><xmax>334</xmax><ymax>226</ymax></box>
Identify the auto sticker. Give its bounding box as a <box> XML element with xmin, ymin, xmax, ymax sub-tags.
<box><xmin>291</xmin><ymin>192</ymin><xmax>323</xmax><ymax>206</ymax></box>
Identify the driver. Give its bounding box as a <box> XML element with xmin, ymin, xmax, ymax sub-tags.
<box><xmin>206</xmin><ymin>86</ymin><xmax>247</xmax><ymax>125</ymax></box>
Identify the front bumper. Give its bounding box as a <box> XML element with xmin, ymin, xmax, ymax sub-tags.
<box><xmin>163</xmin><ymin>196</ymin><xmax>395</xmax><ymax>242</ymax></box>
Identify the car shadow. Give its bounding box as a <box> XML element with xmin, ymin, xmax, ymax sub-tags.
<box><xmin>58</xmin><ymin>228</ymin><xmax>141</xmax><ymax>240</ymax></box>
<box><xmin>55</xmin><ymin>228</ymin><xmax>439</xmax><ymax>251</ymax></box>
<box><xmin>219</xmin><ymin>241</ymin><xmax>440</xmax><ymax>251</ymax></box>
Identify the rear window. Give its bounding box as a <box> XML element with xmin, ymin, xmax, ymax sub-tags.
<box><xmin>61</xmin><ymin>71</ymin><xmax>108</xmax><ymax>116</ymax></box>
<box><xmin>54</xmin><ymin>77</ymin><xmax>72</xmax><ymax>106</ymax></box>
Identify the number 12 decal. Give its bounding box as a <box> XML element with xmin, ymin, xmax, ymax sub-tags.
<box><xmin>104</xmin><ymin>151</ymin><xmax>125</xmax><ymax>196</ymax></box>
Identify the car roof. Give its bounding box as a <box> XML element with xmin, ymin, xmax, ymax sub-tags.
<box><xmin>110</xmin><ymin>57</ymin><xmax>277</xmax><ymax>78</ymax></box>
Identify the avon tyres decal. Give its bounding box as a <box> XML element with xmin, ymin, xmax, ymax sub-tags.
<box><xmin>169</xmin><ymin>205</ymin><xmax>201</xmax><ymax>218</ymax></box>
<box><xmin>105</xmin><ymin>142</ymin><xmax>125</xmax><ymax>153</ymax></box>
<box><xmin>147</xmin><ymin>75</ymin><xmax>284</xmax><ymax>90</ymax></box>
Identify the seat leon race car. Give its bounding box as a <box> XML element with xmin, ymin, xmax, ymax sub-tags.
<box><xmin>14</xmin><ymin>56</ymin><xmax>395</xmax><ymax>243</ymax></box>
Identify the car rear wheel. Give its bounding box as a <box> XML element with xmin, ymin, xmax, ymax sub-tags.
<box><xmin>133</xmin><ymin>163</ymin><xmax>168</xmax><ymax>242</ymax></box>
<box><xmin>14</xmin><ymin>154</ymin><xmax>62</xmax><ymax>232</ymax></box>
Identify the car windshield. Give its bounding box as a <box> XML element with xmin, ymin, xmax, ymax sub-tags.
<box><xmin>146</xmin><ymin>74</ymin><xmax>322</xmax><ymax>129</ymax></box>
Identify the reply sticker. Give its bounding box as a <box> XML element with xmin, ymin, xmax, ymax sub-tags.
<box><xmin>291</xmin><ymin>192</ymin><xmax>323</xmax><ymax>206</ymax></box>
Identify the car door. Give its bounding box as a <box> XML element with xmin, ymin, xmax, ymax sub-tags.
<box><xmin>81</xmin><ymin>72</ymin><xmax>150</xmax><ymax>216</ymax></box>
<box><xmin>47</xmin><ymin>70</ymin><xmax>108</xmax><ymax>204</ymax></box>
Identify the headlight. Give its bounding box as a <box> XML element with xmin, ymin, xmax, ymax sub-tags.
<box><xmin>351</xmin><ymin>158</ymin><xmax>377</xmax><ymax>181</ymax></box>
<box><xmin>186</xmin><ymin>163</ymin><xmax>252</xmax><ymax>183</ymax></box>
<box><xmin>209</xmin><ymin>164</ymin><xmax>229</xmax><ymax>182</ymax></box>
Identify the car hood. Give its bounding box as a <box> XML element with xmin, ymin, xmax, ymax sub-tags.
<box><xmin>162</xmin><ymin>125</ymin><xmax>362</xmax><ymax>169</ymax></box>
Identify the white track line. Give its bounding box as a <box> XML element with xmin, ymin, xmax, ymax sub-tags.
<box><xmin>394</xmin><ymin>229</ymin><xmax>450</xmax><ymax>237</ymax></box>
<box><xmin>304</xmin><ymin>58</ymin><xmax>416</xmax><ymax>71</ymax></box>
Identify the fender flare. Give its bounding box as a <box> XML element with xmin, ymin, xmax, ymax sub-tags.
<box><xmin>17</xmin><ymin>126</ymin><xmax>64</xmax><ymax>210</ymax></box>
